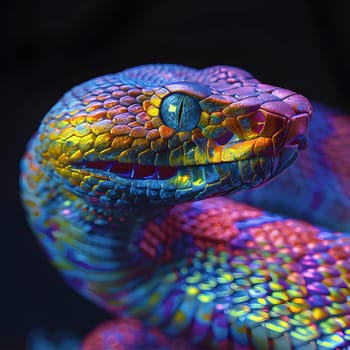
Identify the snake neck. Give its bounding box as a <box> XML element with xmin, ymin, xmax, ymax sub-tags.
<box><xmin>21</xmin><ymin>139</ymin><xmax>253</xmax><ymax>317</ymax></box>
<box><xmin>20</xmin><ymin>142</ymin><xmax>191</xmax><ymax>311</ymax></box>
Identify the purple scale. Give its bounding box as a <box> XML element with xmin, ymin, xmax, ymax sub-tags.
<box><xmin>274</xmin><ymin>278</ymin><xmax>292</xmax><ymax>291</ymax></box>
<box><xmin>231</xmin><ymin>87</ymin><xmax>260</xmax><ymax>99</ymax></box>
<box><xmin>300</xmin><ymin>256</ymin><xmax>320</xmax><ymax>269</ymax></box>
<box><xmin>161</xmin><ymin>289</ymin><xmax>185</xmax><ymax>321</ymax></box>
<box><xmin>192</xmin><ymin>302</ymin><xmax>215</xmax><ymax>344</ymax></box>
<box><xmin>230</xmin><ymin>232</ymin><xmax>254</xmax><ymax>249</ymax></box>
<box><xmin>270</xmin><ymin>88</ymin><xmax>295</xmax><ymax>99</ymax></box>
<box><xmin>307</xmin><ymin>281</ymin><xmax>330</xmax><ymax>295</ymax></box>
<box><xmin>317</xmin><ymin>252</ymin><xmax>337</xmax><ymax>265</ymax></box>
<box><xmin>307</xmin><ymin>294</ymin><xmax>331</xmax><ymax>307</ymax></box>
<box><xmin>319</xmin><ymin>265</ymin><xmax>341</xmax><ymax>277</ymax></box>
<box><xmin>211</xmin><ymin>310</ymin><xmax>229</xmax><ymax>341</ymax></box>
<box><xmin>336</xmin><ymin>259</ymin><xmax>350</xmax><ymax>271</ymax></box>
<box><xmin>310</xmin><ymin>241</ymin><xmax>331</xmax><ymax>253</ymax></box>
<box><xmin>302</xmin><ymin>269</ymin><xmax>324</xmax><ymax>283</ymax></box>
<box><xmin>64</xmin><ymin>275</ymin><xmax>85</xmax><ymax>292</ymax></box>
<box><xmin>329</xmin><ymin>277</ymin><xmax>348</xmax><ymax>288</ymax></box>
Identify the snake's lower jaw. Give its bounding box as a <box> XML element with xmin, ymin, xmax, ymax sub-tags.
<box><xmin>272</xmin><ymin>144</ymin><xmax>300</xmax><ymax>177</ymax></box>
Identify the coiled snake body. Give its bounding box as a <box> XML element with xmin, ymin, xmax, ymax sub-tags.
<box><xmin>20</xmin><ymin>65</ymin><xmax>350</xmax><ymax>349</ymax></box>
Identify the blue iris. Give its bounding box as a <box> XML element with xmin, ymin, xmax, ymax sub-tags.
<box><xmin>160</xmin><ymin>93</ymin><xmax>201</xmax><ymax>131</ymax></box>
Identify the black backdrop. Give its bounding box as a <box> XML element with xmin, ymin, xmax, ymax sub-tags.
<box><xmin>2</xmin><ymin>0</ymin><xmax>350</xmax><ymax>348</ymax></box>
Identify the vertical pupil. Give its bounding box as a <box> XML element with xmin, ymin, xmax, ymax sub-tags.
<box><xmin>161</xmin><ymin>93</ymin><xmax>201</xmax><ymax>131</ymax></box>
<box><xmin>168</xmin><ymin>97</ymin><xmax>184</xmax><ymax>126</ymax></box>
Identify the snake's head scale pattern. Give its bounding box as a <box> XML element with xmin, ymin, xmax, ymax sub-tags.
<box><xmin>34</xmin><ymin>65</ymin><xmax>312</xmax><ymax>207</ymax></box>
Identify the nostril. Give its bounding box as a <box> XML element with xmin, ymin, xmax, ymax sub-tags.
<box><xmin>284</xmin><ymin>114</ymin><xmax>310</xmax><ymax>150</ymax></box>
<box><xmin>216</xmin><ymin>131</ymin><xmax>234</xmax><ymax>145</ymax></box>
<box><xmin>286</xmin><ymin>137</ymin><xmax>306</xmax><ymax>150</ymax></box>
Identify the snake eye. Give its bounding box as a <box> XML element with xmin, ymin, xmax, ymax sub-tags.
<box><xmin>160</xmin><ymin>93</ymin><xmax>201</xmax><ymax>131</ymax></box>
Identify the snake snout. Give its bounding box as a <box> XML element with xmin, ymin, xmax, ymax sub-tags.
<box><xmin>282</xmin><ymin>95</ymin><xmax>312</xmax><ymax>152</ymax></box>
<box><xmin>258</xmin><ymin>93</ymin><xmax>312</xmax><ymax>156</ymax></box>
<box><xmin>284</xmin><ymin>113</ymin><xmax>310</xmax><ymax>150</ymax></box>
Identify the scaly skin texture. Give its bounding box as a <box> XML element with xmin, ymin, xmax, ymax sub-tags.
<box><xmin>234</xmin><ymin>103</ymin><xmax>350</xmax><ymax>233</ymax></box>
<box><xmin>19</xmin><ymin>65</ymin><xmax>350</xmax><ymax>349</ymax></box>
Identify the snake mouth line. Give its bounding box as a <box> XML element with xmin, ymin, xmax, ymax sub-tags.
<box><xmin>82</xmin><ymin>161</ymin><xmax>179</xmax><ymax>180</ymax></box>
<box><xmin>77</xmin><ymin>141</ymin><xmax>298</xmax><ymax>183</ymax></box>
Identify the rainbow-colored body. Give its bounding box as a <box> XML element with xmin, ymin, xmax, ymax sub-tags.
<box><xmin>20</xmin><ymin>65</ymin><xmax>350</xmax><ymax>349</ymax></box>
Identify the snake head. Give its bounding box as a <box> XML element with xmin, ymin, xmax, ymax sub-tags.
<box><xmin>35</xmin><ymin>65</ymin><xmax>312</xmax><ymax>207</ymax></box>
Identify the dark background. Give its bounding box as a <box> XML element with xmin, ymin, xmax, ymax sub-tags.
<box><xmin>2</xmin><ymin>0</ymin><xmax>350</xmax><ymax>349</ymax></box>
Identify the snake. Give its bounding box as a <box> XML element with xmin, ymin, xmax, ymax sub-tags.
<box><xmin>19</xmin><ymin>64</ymin><xmax>350</xmax><ymax>350</ymax></box>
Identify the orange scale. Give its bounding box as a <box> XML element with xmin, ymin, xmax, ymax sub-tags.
<box><xmin>103</xmin><ymin>98</ymin><xmax>118</xmax><ymax>109</ymax></box>
<box><xmin>135</xmin><ymin>111</ymin><xmax>150</xmax><ymax>124</ymax></box>
<box><xmin>264</xmin><ymin>255</ymin><xmax>279</xmax><ymax>266</ymax></box>
<box><xmin>96</xmin><ymin>93</ymin><xmax>111</xmax><ymax>102</ymax></box>
<box><xmin>259</xmin><ymin>233</ymin><xmax>271</xmax><ymax>243</ymax></box>
<box><xmin>143</xmin><ymin>120</ymin><xmax>154</xmax><ymax>130</ymax></box>
<box><xmin>287</xmin><ymin>272</ymin><xmax>305</xmax><ymax>285</ymax></box>
<box><xmin>86</xmin><ymin>102</ymin><xmax>103</xmax><ymax>113</ymax></box>
<box><xmin>305</xmin><ymin>242</ymin><xmax>323</xmax><ymax>253</ymax></box>
<box><xmin>250</xmin><ymin>231</ymin><xmax>266</xmax><ymax>243</ymax></box>
<box><xmin>112</xmin><ymin>90</ymin><xmax>126</xmax><ymax>99</ymax></box>
<box><xmin>262</xmin><ymin>228</ymin><xmax>273</xmax><ymax>236</ymax></box>
<box><xmin>252</xmin><ymin>237</ymin><xmax>266</xmax><ymax>247</ymax></box>
<box><xmin>329</xmin><ymin>246</ymin><xmax>350</xmax><ymax>260</ymax></box>
<box><xmin>142</xmin><ymin>100</ymin><xmax>151</xmax><ymax>110</ymax></box>
<box><xmin>82</xmin><ymin>95</ymin><xmax>98</xmax><ymax>105</ymax></box>
<box><xmin>108</xmin><ymin>106</ymin><xmax>128</xmax><ymax>118</ymax></box>
<box><xmin>336</xmin><ymin>315</ymin><xmax>350</xmax><ymax>328</ymax></box>
<box><xmin>268</xmin><ymin>233</ymin><xmax>283</xmax><ymax>244</ymax></box>
<box><xmin>245</xmin><ymin>241</ymin><xmax>260</xmax><ymax>250</ymax></box>
<box><xmin>127</xmin><ymin>88</ymin><xmax>142</xmax><ymax>97</ymax></box>
<box><xmin>285</xmin><ymin>231</ymin><xmax>300</xmax><ymax>241</ymax></box>
<box><xmin>286</xmin><ymin>232</ymin><xmax>301</xmax><ymax>243</ymax></box>
<box><xmin>275</xmin><ymin>237</ymin><xmax>290</xmax><ymax>247</ymax></box>
<box><xmin>128</xmin><ymin>104</ymin><xmax>144</xmax><ymax>116</ymax></box>
<box><xmin>326</xmin><ymin>292</ymin><xmax>347</xmax><ymax>304</ymax></box>
<box><xmin>340</xmin><ymin>273</ymin><xmax>350</xmax><ymax>286</ymax></box>
<box><xmin>291</xmin><ymin>246</ymin><xmax>308</xmax><ymax>259</ymax></box>
<box><xmin>279</xmin><ymin>231</ymin><xmax>294</xmax><ymax>240</ymax></box>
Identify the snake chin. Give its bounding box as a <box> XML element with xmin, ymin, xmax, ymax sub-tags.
<box><xmin>273</xmin><ymin>144</ymin><xmax>300</xmax><ymax>177</ymax></box>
